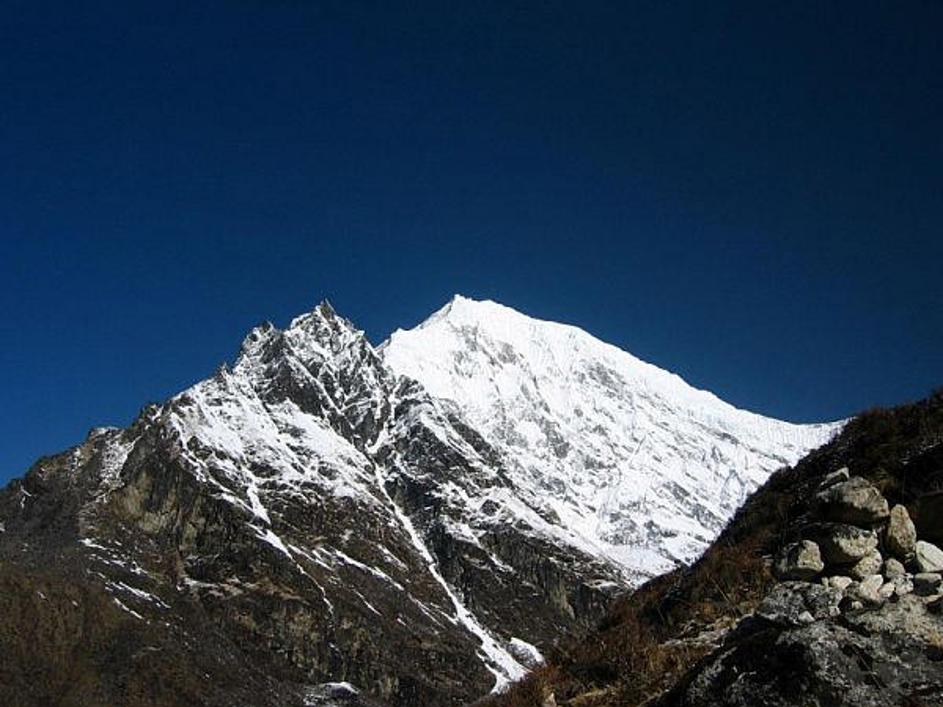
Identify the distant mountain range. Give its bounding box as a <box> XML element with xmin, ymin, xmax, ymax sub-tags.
<box><xmin>0</xmin><ymin>297</ymin><xmax>840</xmax><ymax>706</ymax></box>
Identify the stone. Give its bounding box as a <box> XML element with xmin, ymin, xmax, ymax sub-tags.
<box><xmin>889</xmin><ymin>576</ymin><xmax>913</xmax><ymax>597</ymax></box>
<box><xmin>884</xmin><ymin>504</ymin><xmax>917</xmax><ymax>559</ymax></box>
<box><xmin>814</xmin><ymin>477</ymin><xmax>890</xmax><ymax>525</ymax></box>
<box><xmin>883</xmin><ymin>557</ymin><xmax>906</xmax><ymax>579</ymax></box>
<box><xmin>819</xmin><ymin>467</ymin><xmax>850</xmax><ymax>490</ymax></box>
<box><xmin>807</xmin><ymin>523</ymin><xmax>879</xmax><ymax>564</ymax></box>
<box><xmin>774</xmin><ymin>540</ymin><xmax>825</xmax><ymax>581</ymax></box>
<box><xmin>827</xmin><ymin>575</ymin><xmax>854</xmax><ymax>592</ymax></box>
<box><xmin>913</xmin><ymin>573</ymin><xmax>942</xmax><ymax>596</ymax></box>
<box><xmin>853</xmin><ymin>574</ymin><xmax>886</xmax><ymax>605</ymax></box>
<box><xmin>878</xmin><ymin>581</ymin><xmax>896</xmax><ymax>600</ymax></box>
<box><xmin>757</xmin><ymin>581</ymin><xmax>842</xmax><ymax>626</ymax></box>
<box><xmin>847</xmin><ymin>549</ymin><xmax>883</xmax><ymax>580</ymax></box>
<box><xmin>914</xmin><ymin>541</ymin><xmax>943</xmax><ymax>573</ymax></box>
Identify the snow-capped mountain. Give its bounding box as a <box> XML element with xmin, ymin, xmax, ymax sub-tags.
<box><xmin>0</xmin><ymin>297</ymin><xmax>841</xmax><ymax>707</ymax></box>
<box><xmin>383</xmin><ymin>296</ymin><xmax>841</xmax><ymax>577</ymax></box>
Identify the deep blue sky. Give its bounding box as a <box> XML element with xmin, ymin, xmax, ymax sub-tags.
<box><xmin>2</xmin><ymin>2</ymin><xmax>941</xmax><ymax>483</ymax></box>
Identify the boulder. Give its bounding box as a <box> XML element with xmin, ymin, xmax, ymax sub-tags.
<box><xmin>757</xmin><ymin>581</ymin><xmax>842</xmax><ymax>627</ymax></box>
<box><xmin>913</xmin><ymin>573</ymin><xmax>942</xmax><ymax>596</ymax></box>
<box><xmin>774</xmin><ymin>540</ymin><xmax>824</xmax><ymax>581</ymax></box>
<box><xmin>847</xmin><ymin>549</ymin><xmax>883</xmax><ymax>581</ymax></box>
<box><xmin>814</xmin><ymin>477</ymin><xmax>889</xmax><ymax>525</ymax></box>
<box><xmin>807</xmin><ymin>524</ymin><xmax>879</xmax><ymax>564</ymax></box>
<box><xmin>827</xmin><ymin>575</ymin><xmax>854</xmax><ymax>592</ymax></box>
<box><xmin>853</xmin><ymin>574</ymin><xmax>886</xmax><ymax>605</ymax></box>
<box><xmin>883</xmin><ymin>557</ymin><xmax>906</xmax><ymax>580</ymax></box>
<box><xmin>914</xmin><ymin>540</ymin><xmax>943</xmax><ymax>573</ymax></box>
<box><xmin>884</xmin><ymin>504</ymin><xmax>917</xmax><ymax>559</ymax></box>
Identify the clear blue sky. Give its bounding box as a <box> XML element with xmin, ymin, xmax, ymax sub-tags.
<box><xmin>2</xmin><ymin>2</ymin><xmax>941</xmax><ymax>483</ymax></box>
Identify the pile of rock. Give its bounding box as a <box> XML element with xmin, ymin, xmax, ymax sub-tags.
<box><xmin>763</xmin><ymin>467</ymin><xmax>943</xmax><ymax>624</ymax></box>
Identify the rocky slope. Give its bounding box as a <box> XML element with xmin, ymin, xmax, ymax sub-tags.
<box><xmin>489</xmin><ymin>390</ymin><xmax>943</xmax><ymax>706</ymax></box>
<box><xmin>0</xmin><ymin>297</ymin><xmax>839</xmax><ymax>706</ymax></box>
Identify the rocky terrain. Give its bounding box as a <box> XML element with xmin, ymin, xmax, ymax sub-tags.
<box><xmin>488</xmin><ymin>390</ymin><xmax>943</xmax><ymax>706</ymax></box>
<box><xmin>0</xmin><ymin>297</ymin><xmax>840</xmax><ymax>706</ymax></box>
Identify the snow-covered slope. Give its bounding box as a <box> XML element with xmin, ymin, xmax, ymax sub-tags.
<box><xmin>383</xmin><ymin>295</ymin><xmax>842</xmax><ymax>577</ymax></box>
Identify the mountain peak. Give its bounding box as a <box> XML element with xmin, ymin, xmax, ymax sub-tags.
<box><xmin>383</xmin><ymin>297</ymin><xmax>841</xmax><ymax>574</ymax></box>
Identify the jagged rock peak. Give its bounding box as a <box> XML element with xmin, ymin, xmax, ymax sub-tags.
<box><xmin>234</xmin><ymin>301</ymin><xmax>378</xmax><ymax>377</ymax></box>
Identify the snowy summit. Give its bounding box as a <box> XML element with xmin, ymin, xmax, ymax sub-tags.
<box><xmin>383</xmin><ymin>295</ymin><xmax>841</xmax><ymax>576</ymax></box>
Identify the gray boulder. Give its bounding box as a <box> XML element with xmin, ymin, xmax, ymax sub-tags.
<box><xmin>883</xmin><ymin>557</ymin><xmax>906</xmax><ymax>579</ymax></box>
<box><xmin>826</xmin><ymin>575</ymin><xmax>854</xmax><ymax>592</ymax></box>
<box><xmin>914</xmin><ymin>540</ymin><xmax>943</xmax><ymax>573</ymax></box>
<box><xmin>806</xmin><ymin>523</ymin><xmax>879</xmax><ymax>564</ymax></box>
<box><xmin>884</xmin><ymin>504</ymin><xmax>917</xmax><ymax>559</ymax></box>
<box><xmin>814</xmin><ymin>476</ymin><xmax>889</xmax><ymax>525</ymax></box>
<box><xmin>773</xmin><ymin>540</ymin><xmax>824</xmax><ymax>581</ymax></box>
<box><xmin>852</xmin><ymin>574</ymin><xmax>886</xmax><ymax>606</ymax></box>
<box><xmin>847</xmin><ymin>548</ymin><xmax>883</xmax><ymax>580</ymax></box>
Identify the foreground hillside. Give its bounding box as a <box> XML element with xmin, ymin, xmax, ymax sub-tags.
<box><xmin>488</xmin><ymin>389</ymin><xmax>943</xmax><ymax>706</ymax></box>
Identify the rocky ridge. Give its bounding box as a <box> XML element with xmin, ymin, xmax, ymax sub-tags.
<box><xmin>489</xmin><ymin>390</ymin><xmax>943</xmax><ymax>707</ymax></box>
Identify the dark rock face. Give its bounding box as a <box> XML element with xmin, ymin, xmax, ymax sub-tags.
<box><xmin>0</xmin><ymin>303</ymin><xmax>622</xmax><ymax>707</ymax></box>
<box><xmin>662</xmin><ymin>468</ymin><xmax>943</xmax><ymax>706</ymax></box>
<box><xmin>666</xmin><ymin>595</ymin><xmax>943</xmax><ymax>707</ymax></box>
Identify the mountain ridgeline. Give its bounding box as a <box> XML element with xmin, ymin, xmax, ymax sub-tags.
<box><xmin>489</xmin><ymin>390</ymin><xmax>943</xmax><ymax>706</ymax></box>
<box><xmin>0</xmin><ymin>297</ymin><xmax>841</xmax><ymax>706</ymax></box>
